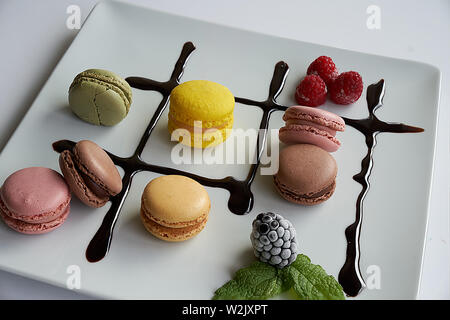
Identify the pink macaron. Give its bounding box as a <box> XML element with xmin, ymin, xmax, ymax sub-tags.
<box><xmin>279</xmin><ymin>105</ymin><xmax>345</xmax><ymax>152</ymax></box>
<box><xmin>0</xmin><ymin>167</ymin><xmax>71</xmax><ymax>234</ymax></box>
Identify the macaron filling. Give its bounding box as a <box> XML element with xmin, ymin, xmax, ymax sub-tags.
<box><xmin>284</xmin><ymin>119</ymin><xmax>337</xmax><ymax>136</ymax></box>
<box><xmin>78</xmin><ymin>170</ymin><xmax>110</xmax><ymax>198</ymax></box>
<box><xmin>282</xmin><ymin>107</ymin><xmax>345</xmax><ymax>132</ymax></box>
<box><xmin>274</xmin><ymin>175</ymin><xmax>336</xmax><ymax>201</ymax></box>
<box><xmin>0</xmin><ymin>193</ymin><xmax>70</xmax><ymax>224</ymax></box>
<box><xmin>279</xmin><ymin>124</ymin><xmax>341</xmax><ymax>147</ymax></box>
<box><xmin>140</xmin><ymin>207</ymin><xmax>207</xmax><ymax>238</ymax></box>
<box><xmin>168</xmin><ymin>114</ymin><xmax>230</xmax><ymax>133</ymax></box>
<box><xmin>0</xmin><ymin>202</ymin><xmax>70</xmax><ymax>234</ymax></box>
<box><xmin>141</xmin><ymin>199</ymin><xmax>207</xmax><ymax>228</ymax></box>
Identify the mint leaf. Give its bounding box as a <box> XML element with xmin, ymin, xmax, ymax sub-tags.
<box><xmin>213</xmin><ymin>261</ymin><xmax>288</xmax><ymax>300</ymax></box>
<box><xmin>283</xmin><ymin>254</ymin><xmax>345</xmax><ymax>300</ymax></box>
<box><xmin>212</xmin><ymin>254</ymin><xmax>345</xmax><ymax>300</ymax></box>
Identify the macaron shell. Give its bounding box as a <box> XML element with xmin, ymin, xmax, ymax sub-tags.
<box><xmin>74</xmin><ymin>140</ymin><xmax>122</xmax><ymax>196</ymax></box>
<box><xmin>69</xmin><ymin>80</ymin><xmax>106</xmax><ymax>125</ymax></box>
<box><xmin>140</xmin><ymin>208</ymin><xmax>207</xmax><ymax>242</ymax></box>
<box><xmin>81</xmin><ymin>69</ymin><xmax>132</xmax><ymax>105</ymax></box>
<box><xmin>279</xmin><ymin>124</ymin><xmax>341</xmax><ymax>153</ymax></box>
<box><xmin>59</xmin><ymin>150</ymin><xmax>109</xmax><ymax>208</ymax></box>
<box><xmin>141</xmin><ymin>175</ymin><xmax>210</xmax><ymax>227</ymax></box>
<box><xmin>0</xmin><ymin>204</ymin><xmax>70</xmax><ymax>234</ymax></box>
<box><xmin>69</xmin><ymin>81</ymin><xmax>127</xmax><ymax>126</ymax></box>
<box><xmin>275</xmin><ymin>144</ymin><xmax>337</xmax><ymax>196</ymax></box>
<box><xmin>283</xmin><ymin>105</ymin><xmax>345</xmax><ymax>131</ymax></box>
<box><xmin>0</xmin><ymin>167</ymin><xmax>71</xmax><ymax>222</ymax></box>
<box><xmin>169</xmin><ymin>80</ymin><xmax>235</xmax><ymax>121</ymax></box>
<box><xmin>92</xmin><ymin>89</ymin><xmax>128</xmax><ymax>126</ymax></box>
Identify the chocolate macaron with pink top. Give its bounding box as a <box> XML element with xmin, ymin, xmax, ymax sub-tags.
<box><xmin>0</xmin><ymin>167</ymin><xmax>71</xmax><ymax>234</ymax></box>
<box><xmin>279</xmin><ymin>105</ymin><xmax>345</xmax><ymax>152</ymax></box>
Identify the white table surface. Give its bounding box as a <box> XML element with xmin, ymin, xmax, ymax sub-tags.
<box><xmin>0</xmin><ymin>0</ymin><xmax>448</xmax><ymax>300</ymax></box>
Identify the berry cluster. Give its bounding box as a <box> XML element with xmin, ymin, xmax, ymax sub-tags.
<box><xmin>295</xmin><ymin>56</ymin><xmax>363</xmax><ymax>107</ymax></box>
<box><xmin>251</xmin><ymin>212</ymin><xmax>299</xmax><ymax>269</ymax></box>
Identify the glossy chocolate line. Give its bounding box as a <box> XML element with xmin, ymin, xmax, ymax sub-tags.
<box><xmin>130</xmin><ymin>41</ymin><xmax>196</xmax><ymax>157</ymax></box>
<box><xmin>338</xmin><ymin>79</ymin><xmax>424</xmax><ymax>297</ymax></box>
<box><xmin>124</xmin><ymin>60</ymin><xmax>290</xmax><ymax>216</ymax></box>
<box><xmin>89</xmin><ymin>42</ymin><xmax>195</xmax><ymax>262</ymax></box>
<box><xmin>53</xmin><ymin>42</ymin><xmax>290</xmax><ymax>262</ymax></box>
<box><xmin>81</xmin><ymin>42</ymin><xmax>197</xmax><ymax>262</ymax></box>
<box><xmin>236</xmin><ymin>61</ymin><xmax>289</xmax><ymax>187</ymax></box>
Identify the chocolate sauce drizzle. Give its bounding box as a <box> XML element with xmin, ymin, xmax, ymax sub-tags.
<box><xmin>339</xmin><ymin>79</ymin><xmax>424</xmax><ymax>297</ymax></box>
<box><xmin>53</xmin><ymin>42</ymin><xmax>424</xmax><ymax>298</ymax></box>
<box><xmin>53</xmin><ymin>42</ymin><xmax>289</xmax><ymax>262</ymax></box>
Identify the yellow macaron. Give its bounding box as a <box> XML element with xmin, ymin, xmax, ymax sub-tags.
<box><xmin>168</xmin><ymin>80</ymin><xmax>235</xmax><ymax>148</ymax></box>
<box><xmin>140</xmin><ymin>175</ymin><xmax>211</xmax><ymax>242</ymax></box>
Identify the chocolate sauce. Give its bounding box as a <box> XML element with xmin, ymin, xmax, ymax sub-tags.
<box><xmin>338</xmin><ymin>80</ymin><xmax>424</xmax><ymax>297</ymax></box>
<box><xmin>53</xmin><ymin>41</ymin><xmax>424</xmax><ymax>295</ymax></box>
<box><xmin>53</xmin><ymin>42</ymin><xmax>289</xmax><ymax>262</ymax></box>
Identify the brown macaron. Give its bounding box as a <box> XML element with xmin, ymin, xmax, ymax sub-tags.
<box><xmin>274</xmin><ymin>144</ymin><xmax>337</xmax><ymax>205</ymax></box>
<box><xmin>58</xmin><ymin>140</ymin><xmax>122</xmax><ymax>207</ymax></box>
<box><xmin>140</xmin><ymin>175</ymin><xmax>210</xmax><ymax>242</ymax></box>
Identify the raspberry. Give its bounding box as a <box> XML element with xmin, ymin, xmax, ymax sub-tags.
<box><xmin>295</xmin><ymin>75</ymin><xmax>327</xmax><ymax>107</ymax></box>
<box><xmin>329</xmin><ymin>71</ymin><xmax>363</xmax><ymax>105</ymax></box>
<box><xmin>307</xmin><ymin>56</ymin><xmax>338</xmax><ymax>85</ymax></box>
<box><xmin>251</xmin><ymin>212</ymin><xmax>299</xmax><ymax>269</ymax></box>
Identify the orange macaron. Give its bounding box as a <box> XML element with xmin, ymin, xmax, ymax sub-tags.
<box><xmin>140</xmin><ymin>175</ymin><xmax>211</xmax><ymax>242</ymax></box>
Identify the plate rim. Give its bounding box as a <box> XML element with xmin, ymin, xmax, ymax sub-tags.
<box><xmin>0</xmin><ymin>0</ymin><xmax>442</xmax><ymax>300</ymax></box>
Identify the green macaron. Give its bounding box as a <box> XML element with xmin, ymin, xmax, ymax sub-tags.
<box><xmin>68</xmin><ymin>69</ymin><xmax>132</xmax><ymax>126</ymax></box>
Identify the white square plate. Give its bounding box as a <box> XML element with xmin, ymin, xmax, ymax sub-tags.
<box><xmin>0</xmin><ymin>0</ymin><xmax>440</xmax><ymax>299</ymax></box>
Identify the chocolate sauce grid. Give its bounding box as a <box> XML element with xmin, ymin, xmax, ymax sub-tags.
<box><xmin>53</xmin><ymin>42</ymin><xmax>289</xmax><ymax>262</ymax></box>
<box><xmin>52</xmin><ymin>42</ymin><xmax>424</xmax><ymax>298</ymax></box>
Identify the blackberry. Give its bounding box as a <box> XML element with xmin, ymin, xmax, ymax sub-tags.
<box><xmin>251</xmin><ymin>212</ymin><xmax>298</xmax><ymax>268</ymax></box>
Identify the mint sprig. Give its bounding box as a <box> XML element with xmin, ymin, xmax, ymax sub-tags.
<box><xmin>213</xmin><ymin>261</ymin><xmax>288</xmax><ymax>300</ymax></box>
<box><xmin>213</xmin><ymin>254</ymin><xmax>345</xmax><ymax>300</ymax></box>
<box><xmin>284</xmin><ymin>254</ymin><xmax>345</xmax><ymax>300</ymax></box>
